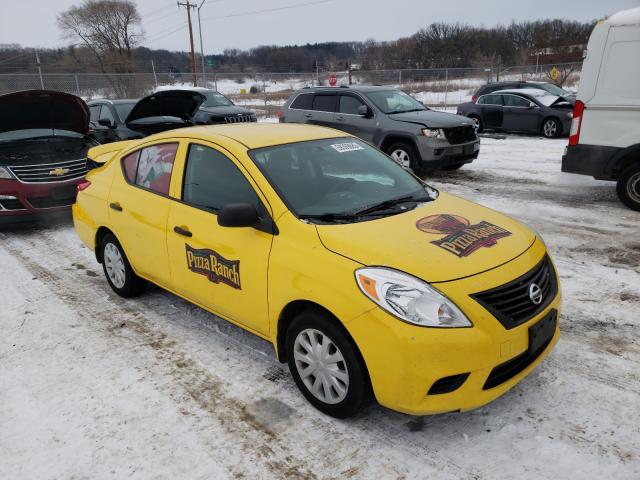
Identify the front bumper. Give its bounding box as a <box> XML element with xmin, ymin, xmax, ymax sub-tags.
<box><xmin>0</xmin><ymin>177</ymin><xmax>80</xmax><ymax>224</ymax></box>
<box><xmin>416</xmin><ymin>137</ymin><xmax>480</xmax><ymax>169</ymax></box>
<box><xmin>345</xmin><ymin>239</ymin><xmax>561</xmax><ymax>415</ymax></box>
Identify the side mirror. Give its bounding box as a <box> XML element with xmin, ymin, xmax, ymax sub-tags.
<box><xmin>528</xmin><ymin>102</ymin><xmax>537</xmax><ymax>109</ymax></box>
<box><xmin>218</xmin><ymin>203</ymin><xmax>259</xmax><ymax>228</ymax></box>
<box><xmin>98</xmin><ymin>118</ymin><xmax>115</xmax><ymax>128</ymax></box>
<box><xmin>358</xmin><ymin>105</ymin><xmax>373</xmax><ymax>117</ymax></box>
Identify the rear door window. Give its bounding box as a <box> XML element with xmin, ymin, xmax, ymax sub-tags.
<box><xmin>133</xmin><ymin>143</ymin><xmax>179</xmax><ymax>195</ymax></box>
<box><xmin>504</xmin><ymin>95</ymin><xmax>531</xmax><ymax>107</ymax></box>
<box><xmin>290</xmin><ymin>93</ymin><xmax>314</xmax><ymax>110</ymax></box>
<box><xmin>339</xmin><ymin>95</ymin><xmax>366</xmax><ymax>115</ymax></box>
<box><xmin>121</xmin><ymin>151</ymin><xmax>140</xmax><ymax>183</ymax></box>
<box><xmin>479</xmin><ymin>95</ymin><xmax>503</xmax><ymax>106</ymax></box>
<box><xmin>312</xmin><ymin>94</ymin><xmax>337</xmax><ymax>112</ymax></box>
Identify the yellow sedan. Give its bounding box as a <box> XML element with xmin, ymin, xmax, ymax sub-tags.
<box><xmin>73</xmin><ymin>123</ymin><xmax>561</xmax><ymax>418</ymax></box>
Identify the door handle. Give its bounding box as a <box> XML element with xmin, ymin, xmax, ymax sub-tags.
<box><xmin>109</xmin><ymin>202</ymin><xmax>122</xmax><ymax>212</ymax></box>
<box><xmin>336</xmin><ymin>115</ymin><xmax>345</xmax><ymax>121</ymax></box>
<box><xmin>304</xmin><ymin>113</ymin><xmax>313</xmax><ymax>118</ymax></box>
<box><xmin>173</xmin><ymin>226</ymin><xmax>192</xmax><ymax>237</ymax></box>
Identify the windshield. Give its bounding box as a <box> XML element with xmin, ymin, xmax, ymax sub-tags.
<box><xmin>114</xmin><ymin>103</ymin><xmax>136</xmax><ymax>122</ymax></box>
<box><xmin>0</xmin><ymin>129</ymin><xmax>84</xmax><ymax>142</ymax></box>
<box><xmin>250</xmin><ymin>138</ymin><xmax>434</xmax><ymax>222</ymax></box>
<box><xmin>364</xmin><ymin>90</ymin><xmax>427</xmax><ymax>114</ymax></box>
<box><xmin>203</xmin><ymin>92</ymin><xmax>234</xmax><ymax>107</ymax></box>
<box><xmin>534</xmin><ymin>83</ymin><xmax>570</xmax><ymax>97</ymax></box>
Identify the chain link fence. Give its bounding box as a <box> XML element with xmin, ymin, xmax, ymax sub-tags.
<box><xmin>0</xmin><ymin>63</ymin><xmax>581</xmax><ymax>118</ymax></box>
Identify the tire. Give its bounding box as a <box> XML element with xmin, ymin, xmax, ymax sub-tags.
<box><xmin>442</xmin><ymin>162</ymin><xmax>465</xmax><ymax>171</ymax></box>
<box><xmin>469</xmin><ymin>115</ymin><xmax>483</xmax><ymax>133</ymax></box>
<box><xmin>616</xmin><ymin>163</ymin><xmax>640</xmax><ymax>211</ymax></box>
<box><xmin>541</xmin><ymin>117</ymin><xmax>561</xmax><ymax>138</ymax></box>
<box><xmin>100</xmin><ymin>233</ymin><xmax>146</xmax><ymax>297</ymax></box>
<box><xmin>386</xmin><ymin>141</ymin><xmax>422</xmax><ymax>174</ymax></box>
<box><xmin>285</xmin><ymin>309</ymin><xmax>370</xmax><ymax>418</ymax></box>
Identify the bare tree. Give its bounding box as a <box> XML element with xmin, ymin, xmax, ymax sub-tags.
<box><xmin>58</xmin><ymin>0</ymin><xmax>143</xmax><ymax>96</ymax></box>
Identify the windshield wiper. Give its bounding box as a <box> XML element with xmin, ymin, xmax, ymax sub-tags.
<box><xmin>352</xmin><ymin>192</ymin><xmax>431</xmax><ymax>216</ymax></box>
<box><xmin>388</xmin><ymin>108</ymin><xmax>426</xmax><ymax>114</ymax></box>
<box><xmin>299</xmin><ymin>213</ymin><xmax>361</xmax><ymax>223</ymax></box>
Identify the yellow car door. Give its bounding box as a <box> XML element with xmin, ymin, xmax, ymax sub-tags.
<box><xmin>107</xmin><ymin>141</ymin><xmax>180</xmax><ymax>287</ymax></box>
<box><xmin>166</xmin><ymin>141</ymin><xmax>275</xmax><ymax>337</ymax></box>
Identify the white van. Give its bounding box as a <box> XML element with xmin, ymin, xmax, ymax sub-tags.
<box><xmin>562</xmin><ymin>7</ymin><xmax>640</xmax><ymax>211</ymax></box>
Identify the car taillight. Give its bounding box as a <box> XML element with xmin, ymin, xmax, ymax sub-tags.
<box><xmin>277</xmin><ymin>110</ymin><xmax>283</xmax><ymax>122</ymax></box>
<box><xmin>568</xmin><ymin>100</ymin><xmax>584</xmax><ymax>146</ymax></box>
<box><xmin>471</xmin><ymin>95</ymin><xmax>478</xmax><ymax>103</ymax></box>
<box><xmin>77</xmin><ymin>180</ymin><xmax>91</xmax><ymax>192</ymax></box>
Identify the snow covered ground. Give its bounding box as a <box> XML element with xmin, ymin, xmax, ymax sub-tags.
<box><xmin>1</xmin><ymin>134</ymin><xmax>639</xmax><ymax>479</ymax></box>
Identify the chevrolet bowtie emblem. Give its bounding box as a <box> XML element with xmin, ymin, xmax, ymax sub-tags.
<box><xmin>49</xmin><ymin>167</ymin><xmax>70</xmax><ymax>176</ymax></box>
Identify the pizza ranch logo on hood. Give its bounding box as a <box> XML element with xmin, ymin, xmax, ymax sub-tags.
<box><xmin>185</xmin><ymin>244</ymin><xmax>241</xmax><ymax>289</ymax></box>
<box><xmin>416</xmin><ymin>214</ymin><xmax>512</xmax><ymax>257</ymax></box>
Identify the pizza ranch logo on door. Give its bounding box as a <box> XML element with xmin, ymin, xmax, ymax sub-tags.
<box><xmin>416</xmin><ymin>214</ymin><xmax>512</xmax><ymax>257</ymax></box>
<box><xmin>185</xmin><ymin>244</ymin><xmax>241</xmax><ymax>290</ymax></box>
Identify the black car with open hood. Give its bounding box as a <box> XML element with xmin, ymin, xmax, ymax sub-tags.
<box><xmin>0</xmin><ymin>90</ymin><xmax>98</xmax><ymax>224</ymax></box>
<box><xmin>125</xmin><ymin>90</ymin><xmax>206</xmax><ymax>135</ymax></box>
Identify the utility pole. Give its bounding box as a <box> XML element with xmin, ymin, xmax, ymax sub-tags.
<box><xmin>197</xmin><ymin>0</ymin><xmax>206</xmax><ymax>85</ymax></box>
<box><xmin>151</xmin><ymin>60</ymin><xmax>158</xmax><ymax>87</ymax></box>
<box><xmin>348</xmin><ymin>60</ymin><xmax>352</xmax><ymax>85</ymax></box>
<box><xmin>177</xmin><ymin>1</ymin><xmax>198</xmax><ymax>86</ymax></box>
<box><xmin>315</xmin><ymin>59</ymin><xmax>319</xmax><ymax>86</ymax></box>
<box><xmin>35</xmin><ymin>51</ymin><xmax>44</xmax><ymax>89</ymax></box>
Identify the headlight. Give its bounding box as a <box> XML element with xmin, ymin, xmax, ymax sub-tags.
<box><xmin>566</xmin><ymin>112</ymin><xmax>573</xmax><ymax>119</ymax></box>
<box><xmin>355</xmin><ymin>267</ymin><xmax>472</xmax><ymax>328</ymax></box>
<box><xmin>421</xmin><ymin>128</ymin><xmax>445</xmax><ymax>139</ymax></box>
<box><xmin>0</xmin><ymin>166</ymin><xmax>14</xmax><ymax>179</ymax></box>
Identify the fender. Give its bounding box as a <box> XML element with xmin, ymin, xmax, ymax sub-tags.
<box><xmin>605</xmin><ymin>143</ymin><xmax>640</xmax><ymax>178</ymax></box>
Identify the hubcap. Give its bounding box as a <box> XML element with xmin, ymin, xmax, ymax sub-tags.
<box><xmin>471</xmin><ymin>117</ymin><xmax>480</xmax><ymax>132</ymax></box>
<box><xmin>390</xmin><ymin>149</ymin><xmax>411</xmax><ymax>169</ymax></box>
<box><xmin>104</xmin><ymin>242</ymin><xmax>126</xmax><ymax>289</ymax></box>
<box><xmin>543</xmin><ymin>120</ymin><xmax>557</xmax><ymax>137</ymax></box>
<box><xmin>627</xmin><ymin>171</ymin><xmax>640</xmax><ymax>203</ymax></box>
<box><xmin>293</xmin><ymin>328</ymin><xmax>349</xmax><ymax>405</ymax></box>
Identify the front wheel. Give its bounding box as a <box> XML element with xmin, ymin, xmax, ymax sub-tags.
<box><xmin>542</xmin><ymin>118</ymin><xmax>561</xmax><ymax>138</ymax></box>
<box><xmin>616</xmin><ymin>163</ymin><xmax>640</xmax><ymax>211</ymax></box>
<box><xmin>286</xmin><ymin>310</ymin><xmax>370</xmax><ymax>418</ymax></box>
<box><xmin>386</xmin><ymin>142</ymin><xmax>422</xmax><ymax>174</ymax></box>
<box><xmin>101</xmin><ymin>233</ymin><xmax>146</xmax><ymax>297</ymax></box>
<box><xmin>469</xmin><ymin>115</ymin><xmax>483</xmax><ymax>133</ymax></box>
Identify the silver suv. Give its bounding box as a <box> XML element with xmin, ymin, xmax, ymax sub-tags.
<box><xmin>280</xmin><ymin>86</ymin><xmax>480</xmax><ymax>172</ymax></box>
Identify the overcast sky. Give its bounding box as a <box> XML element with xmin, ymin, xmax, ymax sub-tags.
<box><xmin>1</xmin><ymin>0</ymin><xmax>639</xmax><ymax>54</ymax></box>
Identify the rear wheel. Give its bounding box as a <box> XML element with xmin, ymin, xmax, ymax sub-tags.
<box><xmin>386</xmin><ymin>141</ymin><xmax>422</xmax><ymax>174</ymax></box>
<box><xmin>286</xmin><ymin>309</ymin><xmax>370</xmax><ymax>418</ymax></box>
<box><xmin>101</xmin><ymin>233</ymin><xmax>146</xmax><ymax>297</ymax></box>
<box><xmin>616</xmin><ymin>163</ymin><xmax>640</xmax><ymax>211</ymax></box>
<box><xmin>469</xmin><ymin>115</ymin><xmax>483</xmax><ymax>133</ymax></box>
<box><xmin>542</xmin><ymin>118</ymin><xmax>561</xmax><ymax>138</ymax></box>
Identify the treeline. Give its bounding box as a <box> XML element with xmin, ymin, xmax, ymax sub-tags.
<box><xmin>0</xmin><ymin>18</ymin><xmax>595</xmax><ymax>75</ymax></box>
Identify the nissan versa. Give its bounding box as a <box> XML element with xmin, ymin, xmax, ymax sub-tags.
<box><xmin>73</xmin><ymin>123</ymin><xmax>561</xmax><ymax>418</ymax></box>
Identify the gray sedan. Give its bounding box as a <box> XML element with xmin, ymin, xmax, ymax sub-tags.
<box><xmin>457</xmin><ymin>88</ymin><xmax>574</xmax><ymax>138</ymax></box>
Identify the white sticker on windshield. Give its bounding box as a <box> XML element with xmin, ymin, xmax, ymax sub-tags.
<box><xmin>330</xmin><ymin>142</ymin><xmax>364</xmax><ymax>153</ymax></box>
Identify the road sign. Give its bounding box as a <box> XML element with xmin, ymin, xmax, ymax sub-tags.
<box><xmin>549</xmin><ymin>66</ymin><xmax>559</xmax><ymax>81</ymax></box>
<box><xmin>329</xmin><ymin>73</ymin><xmax>337</xmax><ymax>86</ymax></box>
<box><xmin>206</xmin><ymin>58</ymin><xmax>214</xmax><ymax>67</ymax></box>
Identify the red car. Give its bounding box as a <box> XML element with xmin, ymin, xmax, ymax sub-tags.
<box><xmin>0</xmin><ymin>90</ymin><xmax>97</xmax><ymax>225</ymax></box>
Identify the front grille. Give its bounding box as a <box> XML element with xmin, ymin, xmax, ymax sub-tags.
<box><xmin>223</xmin><ymin>115</ymin><xmax>255</xmax><ymax>124</ymax></box>
<box><xmin>444</xmin><ymin>125</ymin><xmax>476</xmax><ymax>145</ymax></box>
<box><xmin>8</xmin><ymin>158</ymin><xmax>87</xmax><ymax>183</ymax></box>
<box><xmin>471</xmin><ymin>255</ymin><xmax>558</xmax><ymax>329</ymax></box>
<box><xmin>0</xmin><ymin>198</ymin><xmax>25</xmax><ymax>210</ymax></box>
<box><xmin>483</xmin><ymin>309</ymin><xmax>557</xmax><ymax>389</ymax></box>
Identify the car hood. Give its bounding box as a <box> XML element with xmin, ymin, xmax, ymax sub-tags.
<box><xmin>388</xmin><ymin>110</ymin><xmax>474</xmax><ymax>128</ymax></box>
<box><xmin>125</xmin><ymin>90</ymin><xmax>206</xmax><ymax>132</ymax></box>
<box><xmin>316</xmin><ymin>192</ymin><xmax>536</xmax><ymax>283</ymax></box>
<box><xmin>199</xmin><ymin>105</ymin><xmax>254</xmax><ymax>116</ymax></box>
<box><xmin>0</xmin><ymin>90</ymin><xmax>90</xmax><ymax>135</ymax></box>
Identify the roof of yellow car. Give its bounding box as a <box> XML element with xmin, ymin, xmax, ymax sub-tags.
<box><xmin>159</xmin><ymin>123</ymin><xmax>350</xmax><ymax>149</ymax></box>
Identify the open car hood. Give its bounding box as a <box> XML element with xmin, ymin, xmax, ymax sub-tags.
<box><xmin>0</xmin><ymin>90</ymin><xmax>90</xmax><ymax>135</ymax></box>
<box><xmin>388</xmin><ymin>110</ymin><xmax>474</xmax><ymax>128</ymax></box>
<box><xmin>125</xmin><ymin>90</ymin><xmax>206</xmax><ymax>134</ymax></box>
<box><xmin>316</xmin><ymin>192</ymin><xmax>536</xmax><ymax>283</ymax></box>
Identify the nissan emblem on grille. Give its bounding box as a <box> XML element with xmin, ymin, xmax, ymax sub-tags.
<box><xmin>529</xmin><ymin>283</ymin><xmax>543</xmax><ymax>305</ymax></box>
